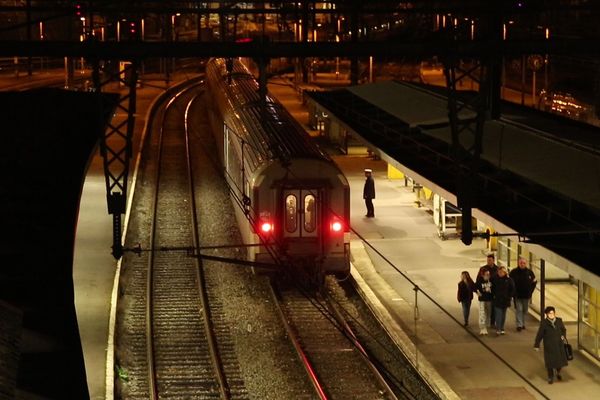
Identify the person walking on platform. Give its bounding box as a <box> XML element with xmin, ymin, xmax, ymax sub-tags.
<box><xmin>478</xmin><ymin>254</ymin><xmax>499</xmax><ymax>326</ymax></box>
<box><xmin>534</xmin><ymin>306</ymin><xmax>569</xmax><ymax>384</ymax></box>
<box><xmin>510</xmin><ymin>257</ymin><xmax>537</xmax><ymax>331</ymax></box>
<box><xmin>476</xmin><ymin>269</ymin><xmax>493</xmax><ymax>335</ymax></box>
<box><xmin>363</xmin><ymin>168</ymin><xmax>375</xmax><ymax>218</ymax></box>
<box><xmin>491</xmin><ymin>266</ymin><xmax>515</xmax><ymax>335</ymax></box>
<box><xmin>457</xmin><ymin>271</ymin><xmax>476</xmax><ymax>327</ymax></box>
<box><xmin>478</xmin><ymin>254</ymin><xmax>499</xmax><ymax>279</ymax></box>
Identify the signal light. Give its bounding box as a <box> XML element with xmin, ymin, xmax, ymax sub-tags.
<box><xmin>75</xmin><ymin>4</ymin><xmax>82</xmax><ymax>17</ymax></box>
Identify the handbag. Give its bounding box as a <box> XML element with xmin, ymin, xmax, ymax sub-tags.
<box><xmin>563</xmin><ymin>339</ymin><xmax>574</xmax><ymax>361</ymax></box>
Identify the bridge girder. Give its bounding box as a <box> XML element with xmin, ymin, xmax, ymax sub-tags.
<box><xmin>0</xmin><ymin>38</ymin><xmax>595</xmax><ymax>58</ymax></box>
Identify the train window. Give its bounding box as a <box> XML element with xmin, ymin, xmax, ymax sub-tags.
<box><xmin>285</xmin><ymin>195</ymin><xmax>297</xmax><ymax>233</ymax></box>
<box><xmin>304</xmin><ymin>195</ymin><xmax>316</xmax><ymax>233</ymax></box>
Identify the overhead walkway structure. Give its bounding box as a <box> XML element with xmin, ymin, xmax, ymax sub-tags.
<box><xmin>305</xmin><ymin>80</ymin><xmax>600</xmax><ymax>362</ymax></box>
<box><xmin>306</xmin><ymin>81</ymin><xmax>600</xmax><ymax>275</ymax></box>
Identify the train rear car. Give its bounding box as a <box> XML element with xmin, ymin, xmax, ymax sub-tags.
<box><xmin>205</xmin><ymin>58</ymin><xmax>350</xmax><ymax>279</ymax></box>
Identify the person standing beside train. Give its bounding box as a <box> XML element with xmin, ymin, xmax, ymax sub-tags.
<box><xmin>510</xmin><ymin>256</ymin><xmax>537</xmax><ymax>331</ymax></box>
<box><xmin>363</xmin><ymin>168</ymin><xmax>375</xmax><ymax>218</ymax></box>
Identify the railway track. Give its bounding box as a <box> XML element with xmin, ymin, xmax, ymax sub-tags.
<box><xmin>116</xmin><ymin>78</ymin><xmax>436</xmax><ymax>399</ymax></box>
<box><xmin>122</xmin><ymin>82</ymin><xmax>248</xmax><ymax>399</ymax></box>
<box><xmin>272</xmin><ymin>282</ymin><xmax>400</xmax><ymax>400</ymax></box>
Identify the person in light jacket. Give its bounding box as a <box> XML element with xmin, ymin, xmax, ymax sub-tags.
<box><xmin>476</xmin><ymin>269</ymin><xmax>493</xmax><ymax>335</ymax></box>
<box><xmin>534</xmin><ymin>306</ymin><xmax>569</xmax><ymax>384</ymax></box>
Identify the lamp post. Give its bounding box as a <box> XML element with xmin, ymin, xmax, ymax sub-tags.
<box><xmin>39</xmin><ymin>21</ymin><xmax>44</xmax><ymax>71</ymax></box>
<box><xmin>336</xmin><ymin>18</ymin><xmax>340</xmax><ymax>79</ymax></box>
<box><xmin>312</xmin><ymin>23</ymin><xmax>321</xmax><ymax>82</ymax></box>
<box><xmin>544</xmin><ymin>27</ymin><xmax>550</xmax><ymax>92</ymax></box>
<box><xmin>502</xmin><ymin>23</ymin><xmax>507</xmax><ymax>99</ymax></box>
<box><xmin>171</xmin><ymin>14</ymin><xmax>177</xmax><ymax>41</ymax></box>
<box><xmin>80</xmin><ymin>17</ymin><xmax>86</xmax><ymax>74</ymax></box>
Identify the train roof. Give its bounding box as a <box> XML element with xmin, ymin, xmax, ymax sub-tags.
<box><xmin>206</xmin><ymin>58</ymin><xmax>329</xmax><ymax>166</ymax></box>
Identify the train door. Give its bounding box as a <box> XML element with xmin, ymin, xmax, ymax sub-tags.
<box><xmin>282</xmin><ymin>189</ymin><xmax>320</xmax><ymax>239</ymax></box>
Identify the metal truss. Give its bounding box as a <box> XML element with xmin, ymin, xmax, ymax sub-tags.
<box><xmin>443</xmin><ymin>58</ymin><xmax>491</xmax><ymax>245</ymax></box>
<box><xmin>442</xmin><ymin>16</ymin><xmax>504</xmax><ymax>245</ymax></box>
<box><xmin>0</xmin><ymin>38</ymin><xmax>590</xmax><ymax>58</ymax></box>
<box><xmin>0</xmin><ymin>1</ymin><xmax>596</xmax><ymax>15</ymax></box>
<box><xmin>92</xmin><ymin>59</ymin><xmax>139</xmax><ymax>259</ymax></box>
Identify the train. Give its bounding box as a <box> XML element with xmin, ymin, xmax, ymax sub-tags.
<box><xmin>205</xmin><ymin>58</ymin><xmax>350</xmax><ymax>280</ymax></box>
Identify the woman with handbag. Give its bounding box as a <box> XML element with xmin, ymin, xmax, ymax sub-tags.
<box><xmin>534</xmin><ymin>306</ymin><xmax>569</xmax><ymax>384</ymax></box>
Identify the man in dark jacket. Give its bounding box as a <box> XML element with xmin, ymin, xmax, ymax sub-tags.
<box><xmin>363</xmin><ymin>169</ymin><xmax>375</xmax><ymax>218</ymax></box>
<box><xmin>510</xmin><ymin>257</ymin><xmax>537</xmax><ymax>331</ymax></box>
<box><xmin>491</xmin><ymin>266</ymin><xmax>515</xmax><ymax>335</ymax></box>
<box><xmin>478</xmin><ymin>254</ymin><xmax>499</xmax><ymax>279</ymax></box>
<box><xmin>534</xmin><ymin>306</ymin><xmax>568</xmax><ymax>384</ymax></box>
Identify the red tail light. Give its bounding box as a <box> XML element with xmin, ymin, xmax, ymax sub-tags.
<box><xmin>331</xmin><ymin>218</ymin><xmax>343</xmax><ymax>232</ymax></box>
<box><xmin>260</xmin><ymin>221</ymin><xmax>273</xmax><ymax>233</ymax></box>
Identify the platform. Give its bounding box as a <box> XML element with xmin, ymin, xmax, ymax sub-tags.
<box><xmin>343</xmin><ymin>157</ymin><xmax>600</xmax><ymax>399</ymax></box>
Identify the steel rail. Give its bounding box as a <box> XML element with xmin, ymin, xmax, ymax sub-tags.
<box><xmin>144</xmin><ymin>83</ymin><xmax>171</xmax><ymax>400</ymax></box>
<box><xmin>184</xmin><ymin>92</ymin><xmax>231</xmax><ymax>400</ymax></box>
<box><xmin>145</xmin><ymin>84</ymin><xmax>201</xmax><ymax>400</ymax></box>
<box><xmin>269</xmin><ymin>283</ymin><xmax>329</xmax><ymax>400</ymax></box>
<box><xmin>325</xmin><ymin>295</ymin><xmax>409</xmax><ymax>400</ymax></box>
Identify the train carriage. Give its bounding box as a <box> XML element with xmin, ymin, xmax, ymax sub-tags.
<box><xmin>205</xmin><ymin>58</ymin><xmax>350</xmax><ymax>278</ymax></box>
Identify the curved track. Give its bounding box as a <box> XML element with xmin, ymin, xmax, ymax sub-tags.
<box><xmin>122</xmin><ymin>82</ymin><xmax>248</xmax><ymax>399</ymax></box>
<box><xmin>145</xmin><ymin>84</ymin><xmax>222</xmax><ymax>398</ymax></box>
